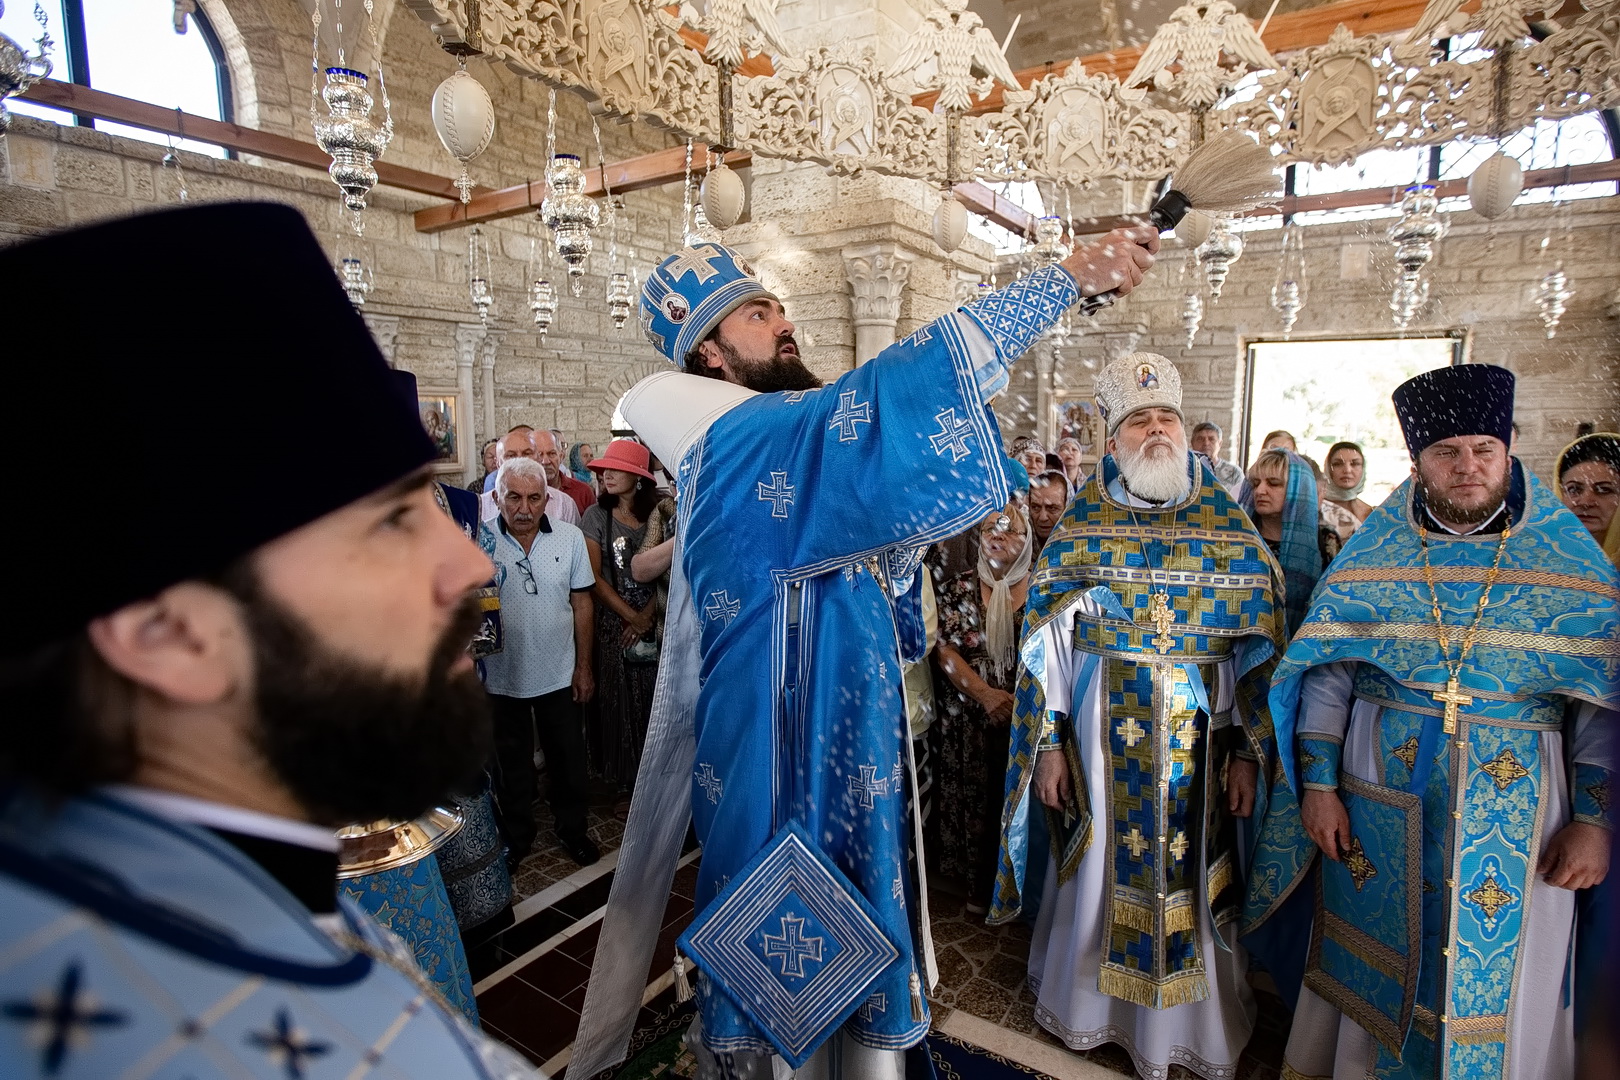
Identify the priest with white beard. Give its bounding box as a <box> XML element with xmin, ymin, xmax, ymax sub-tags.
<box><xmin>991</xmin><ymin>353</ymin><xmax>1286</xmax><ymax>1080</ymax></box>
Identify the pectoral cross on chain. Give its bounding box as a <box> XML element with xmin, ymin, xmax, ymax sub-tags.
<box><xmin>1433</xmin><ymin>676</ymin><xmax>1473</xmax><ymax>735</ymax></box>
<box><xmin>1147</xmin><ymin>592</ymin><xmax>1176</xmax><ymax>654</ymax></box>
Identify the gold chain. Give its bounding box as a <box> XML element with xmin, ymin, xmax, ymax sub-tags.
<box><xmin>1418</xmin><ymin>524</ymin><xmax>1512</xmax><ymax>682</ymax></box>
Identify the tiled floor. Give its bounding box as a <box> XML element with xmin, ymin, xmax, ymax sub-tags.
<box><xmin>922</xmin><ymin>888</ymin><xmax>1287</xmax><ymax>1080</ymax></box>
<box><xmin>468</xmin><ymin>783</ymin><xmax>1287</xmax><ymax>1080</ymax></box>
<box><xmin>508</xmin><ymin>787</ymin><xmax>628</xmax><ymax>903</ymax></box>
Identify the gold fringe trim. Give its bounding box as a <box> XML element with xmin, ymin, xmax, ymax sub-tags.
<box><xmin>1164</xmin><ymin>901</ymin><xmax>1196</xmax><ymax>935</ymax></box>
<box><xmin>1097</xmin><ymin>966</ymin><xmax>1210</xmax><ymax>1010</ymax></box>
<box><xmin>1206</xmin><ymin>855</ymin><xmax>1233</xmax><ymax>900</ymax></box>
<box><xmin>1111</xmin><ymin>900</ymin><xmax>1156</xmax><ymax>934</ymax></box>
<box><xmin>1280</xmin><ymin>1065</ymin><xmax>1332</xmax><ymax>1080</ymax></box>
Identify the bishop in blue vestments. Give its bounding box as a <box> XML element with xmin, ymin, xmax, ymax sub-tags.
<box><xmin>0</xmin><ymin>205</ymin><xmax>533</xmax><ymax>1080</ymax></box>
<box><xmin>569</xmin><ymin>228</ymin><xmax>1160</xmax><ymax>1079</ymax></box>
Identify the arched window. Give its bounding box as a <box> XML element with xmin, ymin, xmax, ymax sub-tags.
<box><xmin>1</xmin><ymin>0</ymin><xmax>232</xmax><ymax>157</ymax></box>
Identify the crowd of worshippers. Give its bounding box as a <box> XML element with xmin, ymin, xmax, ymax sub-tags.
<box><xmin>463</xmin><ymin>421</ymin><xmax>680</xmax><ymax>871</ymax></box>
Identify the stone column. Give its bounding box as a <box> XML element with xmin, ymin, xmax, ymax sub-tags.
<box><xmin>479</xmin><ymin>329</ymin><xmax>503</xmax><ymax>456</ymax></box>
<box><xmin>843</xmin><ymin>243</ymin><xmax>915</xmax><ymax>364</ymax></box>
<box><xmin>1033</xmin><ymin>342</ymin><xmax>1058</xmax><ymax>446</ymax></box>
<box><xmin>361</xmin><ymin>313</ymin><xmax>401</xmax><ymax>366</ymax></box>
<box><xmin>454</xmin><ymin>323</ymin><xmax>484</xmax><ymax>486</ymax></box>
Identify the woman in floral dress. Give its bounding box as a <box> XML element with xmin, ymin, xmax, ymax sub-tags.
<box><xmin>931</xmin><ymin>501</ymin><xmax>1032</xmax><ymax>914</ymax></box>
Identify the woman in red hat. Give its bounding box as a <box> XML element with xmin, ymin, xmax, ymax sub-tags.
<box><xmin>579</xmin><ymin>440</ymin><xmax>669</xmax><ymax>816</ymax></box>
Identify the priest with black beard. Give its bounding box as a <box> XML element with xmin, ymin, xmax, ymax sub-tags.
<box><xmin>0</xmin><ymin>204</ymin><xmax>536</xmax><ymax>1080</ymax></box>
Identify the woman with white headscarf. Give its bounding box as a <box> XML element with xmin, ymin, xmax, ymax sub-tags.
<box><xmin>931</xmin><ymin>501</ymin><xmax>1034</xmax><ymax>914</ymax></box>
<box><xmin>1319</xmin><ymin>440</ymin><xmax>1374</xmax><ymax>542</ymax></box>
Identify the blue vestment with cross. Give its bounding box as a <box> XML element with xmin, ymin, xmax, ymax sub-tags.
<box><xmin>674</xmin><ymin>266</ymin><xmax>1080</xmax><ymax>1064</ymax></box>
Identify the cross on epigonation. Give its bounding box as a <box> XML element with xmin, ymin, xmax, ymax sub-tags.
<box><xmin>246</xmin><ymin>1007</ymin><xmax>333</xmax><ymax>1080</ymax></box>
<box><xmin>1116</xmin><ymin>716</ymin><xmax>1147</xmax><ymax>748</ymax></box>
<box><xmin>1433</xmin><ymin>676</ymin><xmax>1473</xmax><ymax>735</ymax></box>
<box><xmin>664</xmin><ymin>245</ymin><xmax>724</xmax><ymax>283</ymax></box>
<box><xmin>695</xmin><ymin>763</ymin><xmax>725</xmax><ymax>803</ymax></box>
<box><xmin>848</xmin><ymin>764</ymin><xmax>891</xmax><ymax>809</ymax></box>
<box><xmin>704</xmin><ymin>590</ymin><xmax>742</xmax><ymax>625</ymax></box>
<box><xmin>828</xmin><ymin>390</ymin><xmax>873</xmax><ymax>443</ymax></box>
<box><xmin>857</xmin><ymin>993</ymin><xmax>888</xmax><ymax>1022</ymax></box>
<box><xmin>928</xmin><ymin>409</ymin><xmax>977</xmax><ymax>463</ymax></box>
<box><xmin>1123</xmin><ymin>826</ymin><xmax>1150</xmax><ymax>859</ymax></box>
<box><xmin>762</xmin><ymin>915</ymin><xmax>825</xmax><ymax>979</ymax></box>
<box><xmin>757</xmin><ymin>472</ymin><xmax>797</xmax><ymax>518</ymax></box>
<box><xmin>2</xmin><ymin>963</ymin><xmax>128</xmax><ymax>1077</ymax></box>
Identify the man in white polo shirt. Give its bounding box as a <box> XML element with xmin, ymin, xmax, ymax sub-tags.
<box><xmin>479</xmin><ymin>456</ymin><xmax>599</xmax><ymax>868</ymax></box>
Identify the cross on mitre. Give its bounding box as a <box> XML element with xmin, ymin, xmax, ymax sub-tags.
<box><xmin>666</xmin><ymin>245</ymin><xmax>725</xmax><ymax>284</ymax></box>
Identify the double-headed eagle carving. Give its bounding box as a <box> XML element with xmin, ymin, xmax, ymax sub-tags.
<box><xmin>1125</xmin><ymin>0</ymin><xmax>1275</xmax><ymax>111</ymax></box>
<box><xmin>888</xmin><ymin>0</ymin><xmax>1025</xmax><ymax>113</ymax></box>
<box><xmin>665</xmin><ymin>0</ymin><xmax>792</xmax><ymax>67</ymax></box>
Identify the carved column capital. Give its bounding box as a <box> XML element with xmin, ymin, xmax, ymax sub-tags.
<box><xmin>454</xmin><ymin>322</ymin><xmax>485</xmax><ymax>369</ymax></box>
<box><xmin>1100</xmin><ymin>324</ymin><xmax>1149</xmax><ymax>364</ymax></box>
<box><xmin>362</xmin><ymin>314</ymin><xmax>401</xmax><ymax>365</ymax></box>
<box><xmin>478</xmin><ymin>329</ymin><xmax>505</xmax><ymax>369</ymax></box>
<box><xmin>842</xmin><ymin>243</ymin><xmax>916</xmax><ymax>365</ymax></box>
<box><xmin>842</xmin><ymin>243</ymin><xmax>915</xmax><ymax>326</ymax></box>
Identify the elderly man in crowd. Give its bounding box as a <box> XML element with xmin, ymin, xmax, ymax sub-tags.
<box><xmin>537</xmin><ymin>428</ymin><xmax>596</xmax><ymax>516</ymax></box>
<box><xmin>481</xmin><ymin>425</ymin><xmax>579</xmax><ymax>526</ymax></box>
<box><xmin>480</xmin><ymin>456</ymin><xmax>599</xmax><ymax>868</ymax></box>
<box><xmin>995</xmin><ymin>353</ymin><xmax>1284</xmax><ymax>1080</ymax></box>
<box><xmin>1027</xmin><ymin>469</ymin><xmax>1069</xmax><ymax>558</ymax></box>
<box><xmin>1191</xmin><ymin>420</ymin><xmax>1247</xmax><ymax>496</ymax></box>
<box><xmin>0</xmin><ymin>203</ymin><xmax>535</xmax><ymax>1079</ymax></box>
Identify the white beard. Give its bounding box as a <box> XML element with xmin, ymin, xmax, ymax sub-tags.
<box><xmin>1116</xmin><ymin>436</ymin><xmax>1192</xmax><ymax>503</ymax></box>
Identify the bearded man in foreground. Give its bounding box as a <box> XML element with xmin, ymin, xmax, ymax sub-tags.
<box><xmin>1245</xmin><ymin>363</ymin><xmax>1619</xmax><ymax>1080</ymax></box>
<box><xmin>991</xmin><ymin>353</ymin><xmax>1285</xmax><ymax>1080</ymax></box>
<box><xmin>0</xmin><ymin>205</ymin><xmax>532</xmax><ymax>1079</ymax></box>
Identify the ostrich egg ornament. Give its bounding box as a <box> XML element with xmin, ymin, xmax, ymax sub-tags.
<box><xmin>1467</xmin><ymin>151</ymin><xmax>1524</xmax><ymax>221</ymax></box>
<box><xmin>432</xmin><ymin>67</ymin><xmax>496</xmax><ymax>203</ymax></box>
<box><xmin>933</xmin><ymin>194</ymin><xmax>968</xmax><ymax>254</ymax></box>
<box><xmin>700</xmin><ymin>163</ymin><xmax>746</xmax><ymax>229</ymax></box>
<box><xmin>1177</xmin><ymin>209</ymin><xmax>1213</xmax><ymax>248</ymax></box>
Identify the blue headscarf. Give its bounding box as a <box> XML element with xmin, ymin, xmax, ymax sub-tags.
<box><xmin>1004</xmin><ymin>455</ymin><xmax>1031</xmax><ymax>494</ymax></box>
<box><xmin>568</xmin><ymin>442</ymin><xmax>593</xmax><ymax>483</ymax></box>
<box><xmin>1243</xmin><ymin>449</ymin><xmax>1323</xmax><ymax>636</ymax></box>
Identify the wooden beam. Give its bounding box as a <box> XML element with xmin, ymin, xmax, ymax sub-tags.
<box><xmin>413</xmin><ymin>145</ymin><xmax>753</xmax><ymax>233</ymax></box>
<box><xmin>16</xmin><ymin>78</ymin><xmax>486</xmax><ymax>202</ymax></box>
<box><xmin>917</xmin><ymin>0</ymin><xmax>1457</xmax><ymax>115</ymax></box>
<box><xmin>953</xmin><ymin>181</ymin><xmax>1037</xmax><ymax>236</ymax></box>
<box><xmin>1060</xmin><ymin>157</ymin><xmax>1620</xmax><ymax>233</ymax></box>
